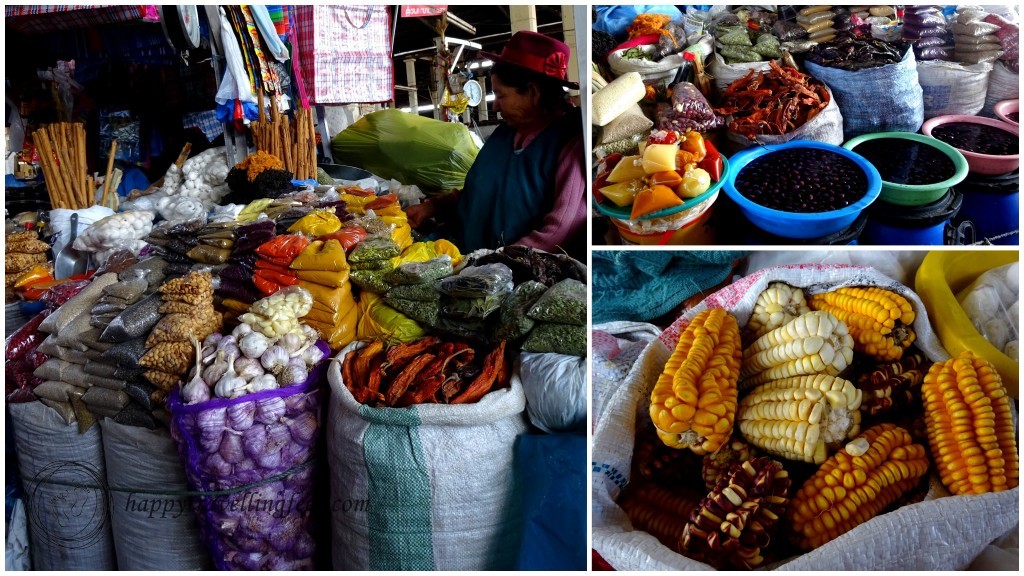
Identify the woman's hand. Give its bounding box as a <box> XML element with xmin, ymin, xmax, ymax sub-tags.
<box><xmin>406</xmin><ymin>189</ymin><xmax>461</xmax><ymax>229</ymax></box>
<box><xmin>405</xmin><ymin>200</ymin><xmax>436</xmax><ymax>229</ymax></box>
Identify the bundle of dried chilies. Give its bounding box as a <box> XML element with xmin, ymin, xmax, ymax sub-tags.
<box><xmin>33</xmin><ymin>122</ymin><xmax>91</xmax><ymax>209</ymax></box>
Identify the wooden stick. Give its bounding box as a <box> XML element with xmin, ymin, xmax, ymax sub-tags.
<box><xmin>174</xmin><ymin>142</ymin><xmax>192</xmax><ymax>169</ymax></box>
<box><xmin>102</xmin><ymin>140</ymin><xmax>118</xmax><ymax>207</ymax></box>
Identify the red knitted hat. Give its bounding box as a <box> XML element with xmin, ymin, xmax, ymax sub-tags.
<box><xmin>480</xmin><ymin>30</ymin><xmax>579</xmax><ymax>89</ymax></box>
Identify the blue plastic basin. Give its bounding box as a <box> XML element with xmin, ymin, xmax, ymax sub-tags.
<box><xmin>723</xmin><ymin>140</ymin><xmax>882</xmax><ymax>239</ymax></box>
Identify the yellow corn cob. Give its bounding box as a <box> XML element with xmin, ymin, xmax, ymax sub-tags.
<box><xmin>745</xmin><ymin>282</ymin><xmax>811</xmax><ymax>341</ymax></box>
<box><xmin>650</xmin><ymin>308</ymin><xmax>742</xmax><ymax>454</ymax></box>
<box><xmin>740</xmin><ymin>311</ymin><xmax>855</xmax><ymax>389</ymax></box>
<box><xmin>738</xmin><ymin>374</ymin><xmax>863</xmax><ymax>464</ymax></box>
<box><xmin>787</xmin><ymin>423</ymin><xmax>930</xmax><ymax>550</ymax></box>
<box><xmin>808</xmin><ymin>286</ymin><xmax>916</xmax><ymax>362</ymax></box>
<box><xmin>921</xmin><ymin>351</ymin><xmax>1019</xmax><ymax>495</ymax></box>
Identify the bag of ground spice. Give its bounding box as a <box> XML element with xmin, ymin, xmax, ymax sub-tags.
<box><xmin>527</xmin><ymin>279</ymin><xmax>587</xmax><ymax>326</ymax></box>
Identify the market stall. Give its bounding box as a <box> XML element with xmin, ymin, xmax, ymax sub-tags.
<box><xmin>5</xmin><ymin>5</ymin><xmax>586</xmax><ymax>571</ymax></box>
<box><xmin>591</xmin><ymin>5</ymin><xmax>1020</xmax><ymax>245</ymax></box>
<box><xmin>590</xmin><ymin>249</ymin><xmax>1019</xmax><ymax>570</ymax></box>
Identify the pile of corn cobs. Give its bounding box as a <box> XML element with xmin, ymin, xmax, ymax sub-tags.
<box><xmin>627</xmin><ymin>281</ymin><xmax>1018</xmax><ymax>569</ymax></box>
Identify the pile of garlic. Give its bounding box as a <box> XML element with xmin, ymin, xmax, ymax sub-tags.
<box><xmin>239</xmin><ymin>285</ymin><xmax>314</xmax><ymax>339</ymax></box>
<box><xmin>181</xmin><ymin>286</ymin><xmax>324</xmax><ymax>404</ymax></box>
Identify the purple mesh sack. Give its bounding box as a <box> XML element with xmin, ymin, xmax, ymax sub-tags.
<box><xmin>167</xmin><ymin>339</ymin><xmax>330</xmax><ymax>571</ymax></box>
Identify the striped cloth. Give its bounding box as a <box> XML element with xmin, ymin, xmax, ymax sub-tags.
<box><xmin>266</xmin><ymin>5</ymin><xmax>289</xmax><ymax>38</ymax></box>
<box><xmin>6</xmin><ymin>5</ymin><xmax>145</xmax><ymax>34</ymax></box>
<box><xmin>293</xmin><ymin>5</ymin><xmax>394</xmax><ymax>104</ymax></box>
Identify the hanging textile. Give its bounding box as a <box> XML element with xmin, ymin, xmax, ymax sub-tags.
<box><xmin>5</xmin><ymin>5</ymin><xmax>145</xmax><ymax>34</ymax></box>
<box><xmin>293</xmin><ymin>5</ymin><xmax>394</xmax><ymax>104</ymax></box>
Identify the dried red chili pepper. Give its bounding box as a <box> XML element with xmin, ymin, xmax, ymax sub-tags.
<box><xmin>451</xmin><ymin>341</ymin><xmax>506</xmax><ymax>405</ymax></box>
<box><xmin>384</xmin><ymin>337</ymin><xmax>440</xmax><ymax>372</ymax></box>
<box><xmin>384</xmin><ymin>353</ymin><xmax>436</xmax><ymax>407</ymax></box>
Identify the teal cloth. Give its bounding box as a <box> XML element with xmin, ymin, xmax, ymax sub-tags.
<box><xmin>592</xmin><ymin>251</ymin><xmax>748</xmax><ymax>324</ymax></box>
<box><xmin>456</xmin><ymin>108</ymin><xmax>581</xmax><ymax>252</ymax></box>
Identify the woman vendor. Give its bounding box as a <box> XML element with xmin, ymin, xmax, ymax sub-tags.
<box><xmin>406</xmin><ymin>31</ymin><xmax>586</xmax><ymax>259</ymax></box>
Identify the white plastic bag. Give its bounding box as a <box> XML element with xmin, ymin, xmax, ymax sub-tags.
<box><xmin>608</xmin><ymin>45</ymin><xmax>685</xmax><ymax>89</ymax></box>
<box><xmin>957</xmin><ymin>261</ymin><xmax>1019</xmax><ymax>359</ymax></box>
<box><xmin>327</xmin><ymin>340</ymin><xmax>528</xmax><ymax>571</ymax></box>
<box><xmin>592</xmin><ymin>264</ymin><xmax>1019</xmax><ymax>570</ymax></box>
<box><xmin>518</xmin><ymin>352</ymin><xmax>587</xmax><ymax>434</ymax></box>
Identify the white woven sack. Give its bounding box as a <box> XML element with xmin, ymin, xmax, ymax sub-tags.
<box><xmin>917</xmin><ymin>60</ymin><xmax>993</xmax><ymax>118</ymax></box>
<box><xmin>726</xmin><ymin>84</ymin><xmax>845</xmax><ymax>149</ymax></box>
<box><xmin>708</xmin><ymin>52</ymin><xmax>774</xmax><ymax>97</ymax></box>
<box><xmin>327</xmin><ymin>341</ymin><xmax>528</xmax><ymax>571</ymax></box>
<box><xmin>982</xmin><ymin>60</ymin><xmax>1019</xmax><ymax>117</ymax></box>
<box><xmin>608</xmin><ymin>45</ymin><xmax>685</xmax><ymax>88</ymax></box>
<box><xmin>100</xmin><ymin>420</ymin><xmax>212</xmax><ymax>570</ymax></box>
<box><xmin>9</xmin><ymin>401</ymin><xmax>117</xmax><ymax>570</ymax></box>
<box><xmin>592</xmin><ymin>264</ymin><xmax>1020</xmax><ymax>571</ymax></box>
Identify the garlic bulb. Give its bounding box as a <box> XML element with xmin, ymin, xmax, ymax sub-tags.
<box><xmin>182</xmin><ymin>336</ymin><xmax>211</xmax><ymax>405</ymax></box>
<box><xmin>239</xmin><ymin>332</ymin><xmax>271</xmax><ymax>359</ymax></box>
<box><xmin>261</xmin><ymin>345</ymin><xmax>289</xmax><ymax>376</ymax></box>
<box><xmin>232</xmin><ymin>322</ymin><xmax>254</xmax><ymax>339</ymax></box>
<box><xmin>234</xmin><ymin>356</ymin><xmax>265</xmax><ymax>382</ymax></box>
<box><xmin>301</xmin><ymin>344</ymin><xmax>325</xmax><ymax>368</ymax></box>
<box><xmin>280</xmin><ymin>332</ymin><xmax>304</xmax><ymax>355</ymax></box>
<box><xmin>280</xmin><ymin>357</ymin><xmax>309</xmax><ymax>386</ymax></box>
<box><xmin>215</xmin><ymin>352</ymin><xmax>246</xmax><ymax>398</ymax></box>
<box><xmin>203</xmin><ymin>350</ymin><xmax>230</xmax><ymax>384</ymax></box>
<box><xmin>248</xmin><ymin>374</ymin><xmax>280</xmax><ymax>393</ymax></box>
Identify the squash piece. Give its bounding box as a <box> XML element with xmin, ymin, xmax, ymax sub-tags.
<box><xmin>600</xmin><ymin>180</ymin><xmax>646</xmax><ymax>207</ymax></box>
<box><xmin>630</xmin><ymin>185</ymin><xmax>683</xmax><ymax>220</ymax></box>
<box><xmin>650</xmin><ymin>170</ymin><xmax>683</xmax><ymax>189</ymax></box>
<box><xmin>642</xmin><ymin>144</ymin><xmax>680</xmax><ymax>174</ymax></box>
<box><xmin>607</xmin><ymin>155</ymin><xmax>646</xmax><ymax>183</ymax></box>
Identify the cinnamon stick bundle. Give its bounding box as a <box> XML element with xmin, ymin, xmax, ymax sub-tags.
<box><xmin>33</xmin><ymin>122</ymin><xmax>89</xmax><ymax>209</ymax></box>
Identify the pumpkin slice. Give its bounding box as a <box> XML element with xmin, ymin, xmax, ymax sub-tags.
<box><xmin>630</xmin><ymin>185</ymin><xmax>684</xmax><ymax>220</ymax></box>
<box><xmin>650</xmin><ymin>170</ymin><xmax>683</xmax><ymax>189</ymax></box>
<box><xmin>642</xmin><ymin>143</ymin><xmax>680</xmax><ymax>174</ymax></box>
<box><xmin>600</xmin><ymin>179</ymin><xmax>646</xmax><ymax>207</ymax></box>
<box><xmin>607</xmin><ymin>155</ymin><xmax>646</xmax><ymax>183</ymax></box>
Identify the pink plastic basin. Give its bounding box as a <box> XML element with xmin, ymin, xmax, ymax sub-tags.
<box><xmin>922</xmin><ymin>115</ymin><xmax>1019</xmax><ymax>176</ymax></box>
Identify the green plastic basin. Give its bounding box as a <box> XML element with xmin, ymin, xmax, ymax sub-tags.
<box><xmin>843</xmin><ymin>132</ymin><xmax>969</xmax><ymax>207</ymax></box>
